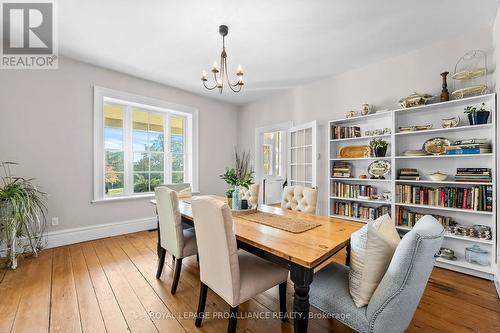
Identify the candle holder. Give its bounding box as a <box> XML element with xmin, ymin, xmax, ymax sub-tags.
<box><xmin>440</xmin><ymin>71</ymin><xmax>450</xmax><ymax>102</ymax></box>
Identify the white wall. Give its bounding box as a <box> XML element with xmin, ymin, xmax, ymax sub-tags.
<box><xmin>237</xmin><ymin>27</ymin><xmax>494</xmax><ymax>215</ymax></box>
<box><xmin>0</xmin><ymin>57</ymin><xmax>238</xmax><ymax>233</ymax></box>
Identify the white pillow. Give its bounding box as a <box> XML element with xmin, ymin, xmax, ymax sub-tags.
<box><xmin>349</xmin><ymin>214</ymin><xmax>400</xmax><ymax>307</ymax></box>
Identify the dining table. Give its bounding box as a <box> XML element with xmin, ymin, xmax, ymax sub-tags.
<box><xmin>150</xmin><ymin>195</ymin><xmax>362</xmax><ymax>333</ymax></box>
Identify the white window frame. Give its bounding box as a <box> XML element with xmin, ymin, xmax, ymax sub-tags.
<box><xmin>93</xmin><ymin>86</ymin><xmax>199</xmax><ymax>202</ymax></box>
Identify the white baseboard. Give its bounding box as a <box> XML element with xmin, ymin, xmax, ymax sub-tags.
<box><xmin>46</xmin><ymin>216</ymin><xmax>157</xmax><ymax>248</ymax></box>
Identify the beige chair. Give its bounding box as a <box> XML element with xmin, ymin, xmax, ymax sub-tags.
<box><xmin>155</xmin><ymin>186</ymin><xmax>197</xmax><ymax>294</ymax></box>
<box><xmin>239</xmin><ymin>183</ymin><xmax>259</xmax><ymax>208</ymax></box>
<box><xmin>191</xmin><ymin>196</ymin><xmax>288</xmax><ymax>333</ymax></box>
<box><xmin>163</xmin><ymin>183</ymin><xmax>192</xmax><ymax>198</ymax></box>
<box><xmin>281</xmin><ymin>185</ymin><xmax>318</xmax><ymax>213</ymax></box>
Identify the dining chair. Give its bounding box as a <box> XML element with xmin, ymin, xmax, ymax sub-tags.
<box><xmin>154</xmin><ymin>186</ymin><xmax>198</xmax><ymax>294</ymax></box>
<box><xmin>191</xmin><ymin>196</ymin><xmax>289</xmax><ymax>333</ymax></box>
<box><xmin>309</xmin><ymin>215</ymin><xmax>444</xmax><ymax>333</ymax></box>
<box><xmin>239</xmin><ymin>183</ymin><xmax>259</xmax><ymax>208</ymax></box>
<box><xmin>281</xmin><ymin>185</ymin><xmax>318</xmax><ymax>213</ymax></box>
<box><xmin>163</xmin><ymin>183</ymin><xmax>192</xmax><ymax>198</ymax></box>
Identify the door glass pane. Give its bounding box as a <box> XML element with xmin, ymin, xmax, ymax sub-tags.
<box><xmin>263</xmin><ymin>144</ymin><xmax>272</xmax><ymax>176</ymax></box>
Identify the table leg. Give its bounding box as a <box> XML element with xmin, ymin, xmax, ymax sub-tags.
<box><xmin>290</xmin><ymin>264</ymin><xmax>314</xmax><ymax>333</ymax></box>
<box><xmin>345</xmin><ymin>240</ymin><xmax>351</xmax><ymax>266</ymax></box>
<box><xmin>156</xmin><ymin>208</ymin><xmax>161</xmax><ymax>258</ymax></box>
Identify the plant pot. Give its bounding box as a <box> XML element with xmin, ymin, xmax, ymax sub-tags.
<box><xmin>373</xmin><ymin>146</ymin><xmax>387</xmax><ymax>157</ymax></box>
<box><xmin>467</xmin><ymin>111</ymin><xmax>490</xmax><ymax>125</ymax></box>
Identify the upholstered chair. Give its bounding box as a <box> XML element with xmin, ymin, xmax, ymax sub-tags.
<box><xmin>239</xmin><ymin>183</ymin><xmax>259</xmax><ymax>208</ymax></box>
<box><xmin>281</xmin><ymin>185</ymin><xmax>318</xmax><ymax>213</ymax></box>
<box><xmin>191</xmin><ymin>196</ymin><xmax>288</xmax><ymax>333</ymax></box>
<box><xmin>309</xmin><ymin>215</ymin><xmax>444</xmax><ymax>333</ymax></box>
<box><xmin>163</xmin><ymin>183</ymin><xmax>192</xmax><ymax>198</ymax></box>
<box><xmin>154</xmin><ymin>186</ymin><xmax>198</xmax><ymax>294</ymax></box>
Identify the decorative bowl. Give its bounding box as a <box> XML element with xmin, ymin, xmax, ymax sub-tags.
<box><xmin>423</xmin><ymin>137</ymin><xmax>451</xmax><ymax>155</ymax></box>
<box><xmin>428</xmin><ymin>171</ymin><xmax>448</xmax><ymax>181</ymax></box>
<box><xmin>399</xmin><ymin>93</ymin><xmax>433</xmax><ymax>108</ymax></box>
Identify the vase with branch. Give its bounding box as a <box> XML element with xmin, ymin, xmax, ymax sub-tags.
<box><xmin>220</xmin><ymin>150</ymin><xmax>254</xmax><ymax>209</ymax></box>
<box><xmin>0</xmin><ymin>162</ymin><xmax>47</xmax><ymax>269</ymax></box>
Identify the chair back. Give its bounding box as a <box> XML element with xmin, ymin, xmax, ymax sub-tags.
<box><xmin>191</xmin><ymin>196</ymin><xmax>240</xmax><ymax>306</ymax></box>
<box><xmin>281</xmin><ymin>185</ymin><xmax>318</xmax><ymax>213</ymax></box>
<box><xmin>155</xmin><ymin>186</ymin><xmax>184</xmax><ymax>258</ymax></box>
<box><xmin>366</xmin><ymin>215</ymin><xmax>444</xmax><ymax>333</ymax></box>
<box><xmin>240</xmin><ymin>184</ymin><xmax>259</xmax><ymax>208</ymax></box>
<box><xmin>163</xmin><ymin>183</ymin><xmax>192</xmax><ymax>198</ymax></box>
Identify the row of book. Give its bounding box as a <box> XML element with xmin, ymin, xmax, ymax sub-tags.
<box><xmin>331</xmin><ymin>125</ymin><xmax>361</xmax><ymax>139</ymax></box>
<box><xmin>332</xmin><ymin>162</ymin><xmax>352</xmax><ymax>178</ymax></box>
<box><xmin>455</xmin><ymin>168</ymin><xmax>492</xmax><ymax>182</ymax></box>
<box><xmin>332</xmin><ymin>202</ymin><xmax>390</xmax><ymax>221</ymax></box>
<box><xmin>397</xmin><ymin>184</ymin><xmax>493</xmax><ymax>211</ymax></box>
<box><xmin>332</xmin><ymin>182</ymin><xmax>377</xmax><ymax>199</ymax></box>
<box><xmin>395</xmin><ymin>206</ymin><xmax>453</xmax><ymax>228</ymax></box>
<box><xmin>445</xmin><ymin>138</ymin><xmax>491</xmax><ymax>155</ymax></box>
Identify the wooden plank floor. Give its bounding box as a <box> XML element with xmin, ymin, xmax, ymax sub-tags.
<box><xmin>0</xmin><ymin>230</ymin><xmax>499</xmax><ymax>333</ymax></box>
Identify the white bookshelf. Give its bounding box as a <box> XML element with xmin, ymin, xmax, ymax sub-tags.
<box><xmin>328</xmin><ymin>93</ymin><xmax>496</xmax><ymax>279</ymax></box>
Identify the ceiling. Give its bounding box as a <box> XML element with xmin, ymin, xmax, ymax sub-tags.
<box><xmin>60</xmin><ymin>0</ymin><xmax>500</xmax><ymax>105</ymax></box>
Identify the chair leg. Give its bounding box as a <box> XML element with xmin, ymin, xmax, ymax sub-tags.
<box><xmin>171</xmin><ymin>255</ymin><xmax>176</xmax><ymax>267</ymax></box>
<box><xmin>171</xmin><ymin>258</ymin><xmax>183</xmax><ymax>294</ymax></box>
<box><xmin>156</xmin><ymin>248</ymin><xmax>166</xmax><ymax>279</ymax></box>
<box><xmin>279</xmin><ymin>281</ymin><xmax>287</xmax><ymax>321</ymax></box>
<box><xmin>195</xmin><ymin>283</ymin><xmax>208</xmax><ymax>327</ymax></box>
<box><xmin>227</xmin><ymin>306</ymin><xmax>239</xmax><ymax>333</ymax></box>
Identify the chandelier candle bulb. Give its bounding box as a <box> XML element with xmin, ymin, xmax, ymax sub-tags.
<box><xmin>212</xmin><ymin>61</ymin><xmax>219</xmax><ymax>72</ymax></box>
<box><xmin>201</xmin><ymin>70</ymin><xmax>207</xmax><ymax>81</ymax></box>
<box><xmin>236</xmin><ymin>65</ymin><xmax>244</xmax><ymax>75</ymax></box>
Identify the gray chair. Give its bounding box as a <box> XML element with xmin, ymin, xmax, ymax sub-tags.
<box><xmin>155</xmin><ymin>186</ymin><xmax>197</xmax><ymax>294</ymax></box>
<box><xmin>310</xmin><ymin>215</ymin><xmax>444</xmax><ymax>333</ymax></box>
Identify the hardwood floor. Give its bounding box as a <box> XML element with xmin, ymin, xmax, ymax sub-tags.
<box><xmin>0</xmin><ymin>231</ymin><xmax>499</xmax><ymax>333</ymax></box>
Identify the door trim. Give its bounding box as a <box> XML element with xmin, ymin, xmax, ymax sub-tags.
<box><xmin>254</xmin><ymin>121</ymin><xmax>293</xmax><ymax>204</ymax></box>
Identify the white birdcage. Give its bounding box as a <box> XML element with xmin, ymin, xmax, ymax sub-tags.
<box><xmin>451</xmin><ymin>50</ymin><xmax>488</xmax><ymax>99</ymax></box>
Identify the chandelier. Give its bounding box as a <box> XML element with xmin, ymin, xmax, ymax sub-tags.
<box><xmin>201</xmin><ymin>25</ymin><xmax>244</xmax><ymax>94</ymax></box>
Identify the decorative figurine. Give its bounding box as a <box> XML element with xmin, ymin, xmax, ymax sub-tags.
<box><xmin>440</xmin><ymin>71</ymin><xmax>450</xmax><ymax>102</ymax></box>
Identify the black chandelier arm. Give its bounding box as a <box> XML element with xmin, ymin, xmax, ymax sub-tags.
<box><xmin>203</xmin><ymin>80</ymin><xmax>218</xmax><ymax>90</ymax></box>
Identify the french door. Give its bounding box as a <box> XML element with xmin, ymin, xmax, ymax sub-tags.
<box><xmin>287</xmin><ymin>121</ymin><xmax>317</xmax><ymax>188</ymax></box>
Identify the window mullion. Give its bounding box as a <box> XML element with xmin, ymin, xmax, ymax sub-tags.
<box><xmin>165</xmin><ymin>113</ymin><xmax>171</xmax><ymax>184</ymax></box>
<box><xmin>124</xmin><ymin>106</ymin><xmax>133</xmax><ymax>195</ymax></box>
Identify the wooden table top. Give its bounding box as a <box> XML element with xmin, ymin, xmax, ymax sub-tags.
<box><xmin>151</xmin><ymin>196</ymin><xmax>362</xmax><ymax>268</ymax></box>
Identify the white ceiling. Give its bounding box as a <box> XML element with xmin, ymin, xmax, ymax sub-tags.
<box><xmin>60</xmin><ymin>0</ymin><xmax>500</xmax><ymax>105</ymax></box>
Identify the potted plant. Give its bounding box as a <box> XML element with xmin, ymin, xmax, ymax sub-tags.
<box><xmin>0</xmin><ymin>162</ymin><xmax>47</xmax><ymax>269</ymax></box>
<box><xmin>464</xmin><ymin>103</ymin><xmax>490</xmax><ymax>125</ymax></box>
<box><xmin>220</xmin><ymin>150</ymin><xmax>254</xmax><ymax>208</ymax></box>
<box><xmin>370</xmin><ymin>138</ymin><xmax>388</xmax><ymax>157</ymax></box>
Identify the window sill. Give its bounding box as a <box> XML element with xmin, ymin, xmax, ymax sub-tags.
<box><xmin>91</xmin><ymin>191</ymin><xmax>200</xmax><ymax>204</ymax></box>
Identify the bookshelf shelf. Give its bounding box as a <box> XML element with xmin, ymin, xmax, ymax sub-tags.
<box><xmin>394</xmin><ymin>123</ymin><xmax>491</xmax><ymax>136</ymax></box>
<box><xmin>331</xmin><ymin>177</ymin><xmax>392</xmax><ymax>182</ymax></box>
<box><xmin>328</xmin><ymin>93</ymin><xmax>496</xmax><ymax>280</ymax></box>
<box><xmin>395</xmin><ymin>179</ymin><xmax>493</xmax><ymax>186</ymax></box>
<box><xmin>395</xmin><ymin>153</ymin><xmax>493</xmax><ymax>159</ymax></box>
<box><xmin>329</xmin><ymin>196</ymin><xmax>392</xmax><ymax>204</ymax></box>
<box><xmin>394</xmin><ymin>202</ymin><xmax>493</xmax><ymax>215</ymax></box>
<box><xmin>330</xmin><ymin>134</ymin><xmax>391</xmax><ymax>142</ymax></box>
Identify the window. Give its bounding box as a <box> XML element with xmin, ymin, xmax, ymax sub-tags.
<box><xmin>94</xmin><ymin>87</ymin><xmax>198</xmax><ymax>201</ymax></box>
